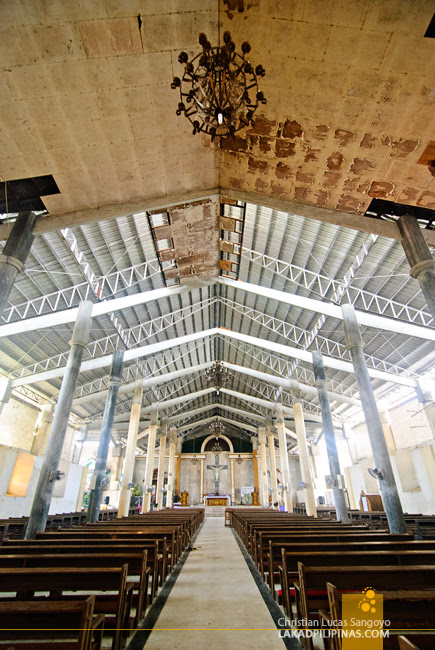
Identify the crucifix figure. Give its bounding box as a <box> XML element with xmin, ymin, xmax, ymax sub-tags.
<box><xmin>207</xmin><ymin>453</ymin><xmax>227</xmax><ymax>495</ymax></box>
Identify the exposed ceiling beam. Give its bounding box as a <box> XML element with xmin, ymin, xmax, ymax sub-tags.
<box><xmin>219</xmin><ymin>278</ymin><xmax>434</xmax><ymax>343</ymax></box>
<box><xmin>0</xmin><ymin>283</ymin><xmax>199</xmax><ymax>339</ymax></box>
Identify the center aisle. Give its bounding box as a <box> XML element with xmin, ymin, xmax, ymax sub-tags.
<box><xmin>142</xmin><ymin>516</ymin><xmax>286</xmax><ymax>649</ymax></box>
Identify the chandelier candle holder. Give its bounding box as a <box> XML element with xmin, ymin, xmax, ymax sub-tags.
<box><xmin>171</xmin><ymin>31</ymin><xmax>266</xmax><ymax>141</ymax></box>
<box><xmin>209</xmin><ymin>418</ymin><xmax>225</xmax><ymax>437</ymax></box>
<box><xmin>205</xmin><ymin>360</ymin><xmax>233</xmax><ymax>395</ymax></box>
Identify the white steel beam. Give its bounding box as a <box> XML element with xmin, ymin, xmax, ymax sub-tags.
<box><xmin>0</xmin><ymin>283</ymin><xmax>200</xmax><ymax>339</ymax></box>
<box><xmin>11</xmin><ymin>328</ymin><xmax>219</xmax><ymax>388</ymax></box>
<box><xmin>219</xmin><ymin>278</ymin><xmax>435</xmax><ymax>341</ymax></box>
<box><xmin>220</xmin><ymin>329</ymin><xmax>417</xmax><ymax>389</ymax></box>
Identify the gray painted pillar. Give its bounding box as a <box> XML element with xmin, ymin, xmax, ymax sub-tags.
<box><xmin>143</xmin><ymin>406</ymin><xmax>159</xmax><ymax>512</ymax></box>
<box><xmin>258</xmin><ymin>426</ymin><xmax>269</xmax><ymax>507</ymax></box>
<box><xmin>312</xmin><ymin>350</ymin><xmax>350</xmax><ymax>523</ymax></box>
<box><xmin>31</xmin><ymin>403</ymin><xmax>54</xmax><ymax>456</ymax></box>
<box><xmin>87</xmin><ymin>349</ymin><xmax>124</xmax><ymax>523</ymax></box>
<box><xmin>267</xmin><ymin>424</ymin><xmax>279</xmax><ymax>508</ymax></box>
<box><xmin>0</xmin><ymin>212</ymin><xmax>37</xmax><ymax>316</ymax></box>
<box><xmin>25</xmin><ymin>301</ymin><xmax>93</xmax><ymax>539</ymax></box>
<box><xmin>292</xmin><ymin>383</ymin><xmax>317</xmax><ymax>517</ymax></box>
<box><xmin>166</xmin><ymin>427</ymin><xmax>177</xmax><ymax>509</ymax></box>
<box><xmin>276</xmin><ymin>404</ymin><xmax>292</xmax><ymax>512</ymax></box>
<box><xmin>71</xmin><ymin>424</ymin><xmax>88</xmax><ymax>465</ymax></box>
<box><xmin>342</xmin><ymin>304</ymin><xmax>407</xmax><ymax>533</ymax></box>
<box><xmin>118</xmin><ymin>379</ymin><xmax>143</xmax><ymax>517</ymax></box>
<box><xmin>156</xmin><ymin>419</ymin><xmax>167</xmax><ymax>511</ymax></box>
<box><xmin>398</xmin><ymin>214</ymin><xmax>435</xmax><ymax>320</ymax></box>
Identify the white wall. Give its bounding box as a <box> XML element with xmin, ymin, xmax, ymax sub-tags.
<box><xmin>0</xmin><ymin>444</ymin><xmax>87</xmax><ymax>519</ymax></box>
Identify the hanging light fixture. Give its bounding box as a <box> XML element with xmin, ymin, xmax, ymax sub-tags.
<box><xmin>171</xmin><ymin>31</ymin><xmax>266</xmax><ymax>141</ymax></box>
<box><xmin>209</xmin><ymin>418</ymin><xmax>225</xmax><ymax>437</ymax></box>
<box><xmin>205</xmin><ymin>361</ymin><xmax>232</xmax><ymax>395</ymax></box>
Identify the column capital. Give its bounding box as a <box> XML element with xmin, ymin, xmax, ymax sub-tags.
<box><xmin>290</xmin><ymin>378</ymin><xmax>302</xmax><ymax>403</ymax></box>
<box><xmin>275</xmin><ymin>403</ymin><xmax>284</xmax><ymax>423</ymax></box>
<box><xmin>251</xmin><ymin>434</ymin><xmax>258</xmax><ymax>450</ymax></box>
<box><xmin>149</xmin><ymin>405</ymin><xmax>159</xmax><ymax>426</ymax></box>
<box><xmin>168</xmin><ymin>427</ymin><xmax>177</xmax><ymax>445</ymax></box>
<box><xmin>342</xmin><ymin>303</ymin><xmax>363</xmax><ymax>349</ymax></box>
<box><xmin>131</xmin><ymin>378</ymin><xmax>143</xmax><ymax>405</ymax></box>
<box><xmin>0</xmin><ymin>253</ymin><xmax>24</xmax><ymax>272</ymax></box>
<box><xmin>258</xmin><ymin>427</ymin><xmax>267</xmax><ymax>446</ymax></box>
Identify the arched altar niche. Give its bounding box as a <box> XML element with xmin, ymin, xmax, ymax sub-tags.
<box><xmin>201</xmin><ymin>434</ymin><xmax>233</xmax><ymax>453</ymax></box>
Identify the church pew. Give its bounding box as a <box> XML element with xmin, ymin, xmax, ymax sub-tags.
<box><xmin>398</xmin><ymin>635</ymin><xmax>435</xmax><ymax>650</ymax></box>
<box><xmin>84</xmin><ymin>522</ymin><xmax>183</xmax><ymax>563</ymax></box>
<box><xmin>36</xmin><ymin>527</ymin><xmax>178</xmax><ymax>577</ymax></box>
<box><xmin>0</xmin><ymin>566</ymin><xmax>132</xmax><ymax>650</ymax></box>
<box><xmin>294</xmin><ymin>564</ymin><xmax>435</xmax><ymax>649</ymax></box>
<box><xmin>266</xmin><ymin>538</ymin><xmax>435</xmax><ymax>596</ymax></box>
<box><xmin>0</xmin><ymin>551</ymin><xmax>149</xmax><ymax>625</ymax></box>
<box><xmin>0</xmin><ymin>596</ymin><xmax>104</xmax><ymax>650</ymax></box>
<box><xmin>280</xmin><ymin>551</ymin><xmax>435</xmax><ymax>617</ymax></box>
<box><xmin>262</xmin><ymin>533</ymin><xmax>413</xmax><ymax>582</ymax></box>
<box><xmin>250</xmin><ymin>525</ymin><xmax>369</xmax><ymax>567</ymax></box>
<box><xmin>327</xmin><ymin>582</ymin><xmax>435</xmax><ymax>650</ymax></box>
<box><xmin>2</xmin><ymin>539</ymin><xmax>164</xmax><ymax>600</ymax></box>
<box><xmin>246</xmin><ymin>522</ymin><xmax>365</xmax><ymax>555</ymax></box>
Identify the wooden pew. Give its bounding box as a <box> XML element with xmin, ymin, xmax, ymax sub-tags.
<box><xmin>35</xmin><ymin>528</ymin><xmax>176</xmax><ymax>579</ymax></box>
<box><xmin>0</xmin><ymin>566</ymin><xmax>132</xmax><ymax>650</ymax></box>
<box><xmin>327</xmin><ymin>582</ymin><xmax>435</xmax><ymax>650</ymax></box>
<box><xmin>398</xmin><ymin>635</ymin><xmax>435</xmax><ymax>650</ymax></box>
<box><xmin>0</xmin><ymin>551</ymin><xmax>149</xmax><ymax>625</ymax></box>
<box><xmin>294</xmin><ymin>564</ymin><xmax>435</xmax><ymax>649</ymax></box>
<box><xmin>262</xmin><ymin>532</ymin><xmax>412</xmax><ymax>584</ymax></box>
<box><xmin>0</xmin><ymin>596</ymin><xmax>104</xmax><ymax>650</ymax></box>
<box><xmin>280</xmin><ymin>551</ymin><xmax>435</xmax><ymax>617</ymax></box>
<box><xmin>1</xmin><ymin>539</ymin><xmax>162</xmax><ymax>602</ymax></box>
<box><xmin>266</xmin><ymin>539</ymin><xmax>435</xmax><ymax>597</ymax></box>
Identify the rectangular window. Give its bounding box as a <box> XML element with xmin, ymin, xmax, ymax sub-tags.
<box><xmin>6</xmin><ymin>452</ymin><xmax>35</xmax><ymax>497</ymax></box>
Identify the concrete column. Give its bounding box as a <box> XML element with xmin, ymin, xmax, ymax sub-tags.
<box><xmin>342</xmin><ymin>303</ymin><xmax>407</xmax><ymax>533</ymax></box>
<box><xmin>156</xmin><ymin>421</ymin><xmax>167</xmax><ymax>511</ymax></box>
<box><xmin>118</xmin><ymin>379</ymin><xmax>143</xmax><ymax>517</ymax></box>
<box><xmin>199</xmin><ymin>456</ymin><xmax>205</xmax><ymax>504</ymax></box>
<box><xmin>267</xmin><ymin>426</ymin><xmax>279</xmax><ymax>508</ymax></box>
<box><xmin>276</xmin><ymin>405</ymin><xmax>292</xmax><ymax>512</ymax></box>
<box><xmin>292</xmin><ymin>386</ymin><xmax>317</xmax><ymax>517</ymax></box>
<box><xmin>230</xmin><ymin>457</ymin><xmax>236</xmax><ymax>504</ymax></box>
<box><xmin>113</xmin><ymin>446</ymin><xmax>124</xmax><ymax>483</ymax></box>
<box><xmin>258</xmin><ymin>427</ymin><xmax>269</xmax><ymax>507</ymax></box>
<box><xmin>143</xmin><ymin>405</ymin><xmax>159</xmax><ymax>513</ymax></box>
<box><xmin>31</xmin><ymin>403</ymin><xmax>54</xmax><ymax>456</ymax></box>
<box><xmin>398</xmin><ymin>214</ymin><xmax>435</xmax><ymax>320</ymax></box>
<box><xmin>166</xmin><ymin>427</ymin><xmax>177</xmax><ymax>509</ymax></box>
<box><xmin>342</xmin><ymin>423</ymin><xmax>358</xmax><ymax>465</ymax></box>
<box><xmin>380</xmin><ymin>411</ymin><xmax>397</xmax><ymax>457</ymax></box>
<box><xmin>0</xmin><ymin>212</ymin><xmax>36</xmax><ymax>316</ymax></box>
<box><xmin>175</xmin><ymin>439</ymin><xmax>182</xmax><ymax>497</ymax></box>
<box><xmin>0</xmin><ymin>376</ymin><xmax>12</xmax><ymax>417</ymax></box>
<box><xmin>312</xmin><ymin>350</ymin><xmax>350</xmax><ymax>523</ymax></box>
<box><xmin>71</xmin><ymin>424</ymin><xmax>88</xmax><ymax>465</ymax></box>
<box><xmin>87</xmin><ymin>349</ymin><xmax>124</xmax><ymax>523</ymax></box>
<box><xmin>417</xmin><ymin>379</ymin><xmax>435</xmax><ymax>437</ymax></box>
<box><xmin>251</xmin><ymin>434</ymin><xmax>260</xmax><ymax>495</ymax></box>
<box><xmin>25</xmin><ymin>301</ymin><xmax>93</xmax><ymax>539</ymax></box>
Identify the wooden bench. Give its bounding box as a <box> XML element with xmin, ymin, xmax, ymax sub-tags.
<box><xmin>295</xmin><ymin>564</ymin><xmax>435</xmax><ymax>650</ymax></box>
<box><xmin>327</xmin><ymin>582</ymin><xmax>435</xmax><ymax>650</ymax></box>
<box><xmin>0</xmin><ymin>566</ymin><xmax>132</xmax><ymax>650</ymax></box>
<box><xmin>266</xmin><ymin>539</ymin><xmax>435</xmax><ymax>597</ymax></box>
<box><xmin>398</xmin><ymin>635</ymin><xmax>435</xmax><ymax>650</ymax></box>
<box><xmin>280</xmin><ymin>551</ymin><xmax>435</xmax><ymax>617</ymax></box>
<box><xmin>0</xmin><ymin>551</ymin><xmax>149</xmax><ymax>625</ymax></box>
<box><xmin>0</xmin><ymin>596</ymin><xmax>104</xmax><ymax>650</ymax></box>
<box><xmin>2</xmin><ymin>539</ymin><xmax>162</xmax><ymax>602</ymax></box>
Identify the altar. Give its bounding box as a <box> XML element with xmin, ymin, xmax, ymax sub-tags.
<box><xmin>204</xmin><ymin>494</ymin><xmax>231</xmax><ymax>506</ymax></box>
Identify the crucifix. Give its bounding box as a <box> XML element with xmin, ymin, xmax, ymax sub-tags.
<box><xmin>207</xmin><ymin>452</ymin><xmax>227</xmax><ymax>495</ymax></box>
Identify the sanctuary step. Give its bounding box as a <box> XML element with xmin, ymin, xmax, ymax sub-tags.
<box><xmin>204</xmin><ymin>505</ymin><xmax>226</xmax><ymax>517</ymax></box>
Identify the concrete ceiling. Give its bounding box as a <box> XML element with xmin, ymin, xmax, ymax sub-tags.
<box><xmin>1</xmin><ymin>0</ymin><xmax>434</xmax><ymax>223</ymax></box>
